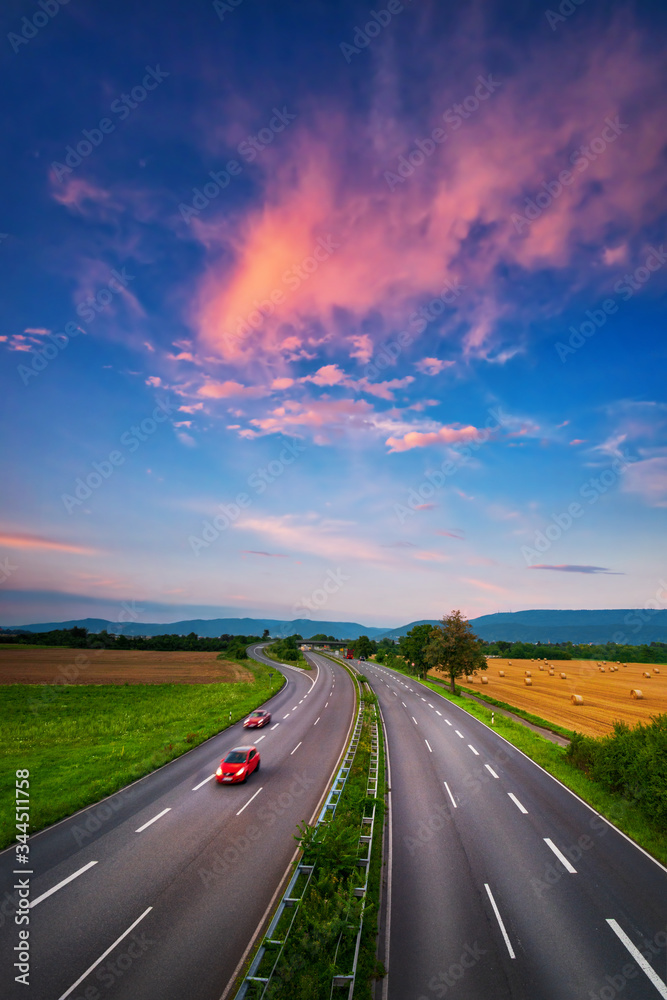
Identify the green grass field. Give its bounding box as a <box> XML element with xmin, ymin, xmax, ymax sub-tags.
<box><xmin>1</xmin><ymin>662</ymin><xmax>282</xmax><ymax>848</ymax></box>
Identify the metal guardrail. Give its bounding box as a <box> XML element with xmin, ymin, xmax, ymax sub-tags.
<box><xmin>331</xmin><ymin>706</ymin><xmax>380</xmax><ymax>998</ymax></box>
<box><xmin>234</xmin><ymin>683</ymin><xmax>366</xmax><ymax>999</ymax></box>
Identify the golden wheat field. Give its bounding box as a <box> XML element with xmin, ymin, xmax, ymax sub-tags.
<box><xmin>429</xmin><ymin>657</ymin><xmax>667</xmax><ymax>737</ymax></box>
<box><xmin>0</xmin><ymin>648</ymin><xmax>254</xmax><ymax>685</ymax></box>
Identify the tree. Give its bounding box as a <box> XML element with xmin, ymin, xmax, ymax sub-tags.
<box><xmin>398</xmin><ymin>624</ymin><xmax>435</xmax><ymax>679</ymax></box>
<box><xmin>425</xmin><ymin>610</ymin><xmax>487</xmax><ymax>692</ymax></box>
<box><xmin>262</xmin><ymin>629</ymin><xmax>270</xmax><ymax>640</ymax></box>
<box><xmin>355</xmin><ymin>635</ymin><xmax>376</xmax><ymax>658</ymax></box>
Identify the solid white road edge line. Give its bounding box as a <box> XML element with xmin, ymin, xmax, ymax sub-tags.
<box><xmin>377</xmin><ymin>700</ymin><xmax>393</xmax><ymax>1000</ymax></box>
<box><xmin>544</xmin><ymin>838</ymin><xmax>577</xmax><ymax>874</ymax></box>
<box><xmin>236</xmin><ymin>786</ymin><xmax>263</xmax><ymax>817</ymax></box>
<box><xmin>444</xmin><ymin>782</ymin><xmax>457</xmax><ymax>808</ymax></box>
<box><xmin>135</xmin><ymin>808</ymin><xmax>171</xmax><ymax>833</ymax></box>
<box><xmin>606</xmin><ymin>918</ymin><xmax>667</xmax><ymax>998</ymax></box>
<box><xmin>58</xmin><ymin>907</ymin><xmax>153</xmax><ymax>1000</ymax></box>
<box><xmin>384</xmin><ymin>664</ymin><xmax>667</xmax><ymax>876</ymax></box>
<box><xmin>484</xmin><ymin>884</ymin><xmax>516</xmax><ymax>959</ymax></box>
<box><xmin>508</xmin><ymin>792</ymin><xmax>528</xmax><ymax>814</ymax></box>
<box><xmin>290</xmin><ymin>742</ymin><xmax>302</xmax><ymax>755</ymax></box>
<box><xmin>31</xmin><ymin>860</ymin><xmax>98</xmax><ymax>908</ymax></box>
<box><xmin>192</xmin><ymin>774</ymin><xmax>215</xmax><ymax>791</ymax></box>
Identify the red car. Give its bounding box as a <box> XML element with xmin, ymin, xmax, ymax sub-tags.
<box><xmin>243</xmin><ymin>709</ymin><xmax>271</xmax><ymax>729</ymax></box>
<box><xmin>216</xmin><ymin>746</ymin><xmax>261</xmax><ymax>784</ymax></box>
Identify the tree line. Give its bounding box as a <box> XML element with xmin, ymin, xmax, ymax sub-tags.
<box><xmin>0</xmin><ymin>626</ymin><xmax>263</xmax><ymax>659</ymax></box>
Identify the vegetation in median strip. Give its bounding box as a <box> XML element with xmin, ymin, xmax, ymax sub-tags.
<box><xmin>0</xmin><ymin>659</ymin><xmax>282</xmax><ymax>848</ymax></box>
<box><xmin>243</xmin><ymin>684</ymin><xmax>385</xmax><ymax>999</ymax></box>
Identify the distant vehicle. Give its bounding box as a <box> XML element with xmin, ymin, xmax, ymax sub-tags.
<box><xmin>216</xmin><ymin>746</ymin><xmax>260</xmax><ymax>784</ymax></box>
<box><xmin>243</xmin><ymin>709</ymin><xmax>271</xmax><ymax>728</ymax></box>
<box><xmin>345</xmin><ymin>647</ymin><xmax>354</xmax><ymax>659</ymax></box>
<box><xmin>359</xmin><ymin>655</ymin><xmax>367</xmax><ymax>661</ymax></box>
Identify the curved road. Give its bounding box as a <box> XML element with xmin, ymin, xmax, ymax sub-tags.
<box><xmin>1</xmin><ymin>647</ymin><xmax>355</xmax><ymax>1000</ymax></box>
<box><xmin>361</xmin><ymin>660</ymin><xmax>667</xmax><ymax>1000</ymax></box>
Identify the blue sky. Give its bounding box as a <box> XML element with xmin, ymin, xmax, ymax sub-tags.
<box><xmin>1</xmin><ymin>0</ymin><xmax>666</xmax><ymax>628</ymax></box>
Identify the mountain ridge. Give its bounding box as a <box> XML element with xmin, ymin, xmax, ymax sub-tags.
<box><xmin>3</xmin><ymin>609</ymin><xmax>667</xmax><ymax>644</ymax></box>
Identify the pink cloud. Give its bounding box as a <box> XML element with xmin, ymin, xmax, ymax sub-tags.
<box><xmin>198</xmin><ymin>380</ymin><xmax>264</xmax><ymax>399</ymax></box>
<box><xmin>0</xmin><ymin>532</ymin><xmax>99</xmax><ymax>555</ymax></box>
<box><xmin>386</xmin><ymin>423</ymin><xmax>482</xmax><ymax>453</ymax></box>
<box><xmin>415</xmin><ymin>358</ymin><xmax>455</xmax><ymax>375</ymax></box>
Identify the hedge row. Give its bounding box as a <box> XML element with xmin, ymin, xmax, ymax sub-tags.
<box><xmin>566</xmin><ymin>714</ymin><xmax>667</xmax><ymax>825</ymax></box>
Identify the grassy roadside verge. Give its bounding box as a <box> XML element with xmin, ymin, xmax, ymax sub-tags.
<box><xmin>0</xmin><ymin>659</ymin><xmax>283</xmax><ymax>849</ymax></box>
<box><xmin>450</xmin><ymin>681</ymin><xmax>575</xmax><ymax>740</ymax></box>
<box><xmin>376</xmin><ymin>663</ymin><xmax>667</xmax><ymax>867</ymax></box>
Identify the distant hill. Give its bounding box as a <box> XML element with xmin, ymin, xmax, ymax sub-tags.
<box><xmin>4</xmin><ymin>609</ymin><xmax>667</xmax><ymax>644</ymax></box>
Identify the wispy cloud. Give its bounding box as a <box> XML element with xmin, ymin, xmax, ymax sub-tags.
<box><xmin>0</xmin><ymin>533</ymin><xmax>100</xmax><ymax>555</ymax></box>
<box><xmin>527</xmin><ymin>564</ymin><xmax>623</xmax><ymax>574</ymax></box>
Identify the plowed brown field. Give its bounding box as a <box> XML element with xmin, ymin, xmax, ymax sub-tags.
<box><xmin>428</xmin><ymin>657</ymin><xmax>667</xmax><ymax>736</ymax></box>
<box><xmin>0</xmin><ymin>648</ymin><xmax>254</xmax><ymax>685</ymax></box>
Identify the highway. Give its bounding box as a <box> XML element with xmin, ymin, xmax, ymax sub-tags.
<box><xmin>0</xmin><ymin>647</ymin><xmax>356</xmax><ymax>1000</ymax></box>
<box><xmin>359</xmin><ymin>659</ymin><xmax>667</xmax><ymax>1000</ymax></box>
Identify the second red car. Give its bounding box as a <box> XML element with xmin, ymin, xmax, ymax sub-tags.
<box><xmin>216</xmin><ymin>746</ymin><xmax>261</xmax><ymax>784</ymax></box>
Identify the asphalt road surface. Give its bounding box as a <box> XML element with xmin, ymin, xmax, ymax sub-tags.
<box><xmin>363</xmin><ymin>660</ymin><xmax>667</xmax><ymax>1000</ymax></box>
<box><xmin>1</xmin><ymin>646</ymin><xmax>355</xmax><ymax>1000</ymax></box>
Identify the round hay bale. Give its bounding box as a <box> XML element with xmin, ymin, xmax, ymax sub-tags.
<box><xmin>631</xmin><ymin>689</ymin><xmax>643</xmax><ymax>699</ymax></box>
<box><xmin>481</xmin><ymin>676</ymin><xmax>488</xmax><ymax>684</ymax></box>
<box><xmin>654</xmin><ymin>668</ymin><xmax>660</xmax><ymax>674</ymax></box>
<box><xmin>508</xmin><ymin>661</ymin><xmax>512</xmax><ymax>666</ymax></box>
<box><xmin>524</xmin><ymin>677</ymin><xmax>532</xmax><ymax>686</ymax></box>
<box><xmin>498</xmin><ymin>670</ymin><xmax>505</xmax><ymax>677</ymax></box>
<box><xmin>571</xmin><ymin>694</ymin><xmax>584</xmax><ymax>706</ymax></box>
<box><xmin>643</xmin><ymin>671</ymin><xmax>651</xmax><ymax>679</ymax></box>
<box><xmin>560</xmin><ymin>672</ymin><xmax>567</xmax><ymax>679</ymax></box>
<box><xmin>525</xmin><ymin>670</ymin><xmax>532</xmax><ymax>677</ymax></box>
<box><xmin>549</xmin><ymin>669</ymin><xmax>555</xmax><ymax>675</ymax></box>
<box><xmin>466</xmin><ymin>674</ymin><xmax>474</xmax><ymax>682</ymax></box>
<box><xmin>599</xmin><ymin>666</ymin><xmax>605</xmax><ymax>672</ymax></box>
<box><xmin>539</xmin><ymin>664</ymin><xmax>544</xmax><ymax>670</ymax></box>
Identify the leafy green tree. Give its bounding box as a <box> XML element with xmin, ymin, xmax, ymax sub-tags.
<box><xmin>425</xmin><ymin>610</ymin><xmax>487</xmax><ymax>692</ymax></box>
<box><xmin>262</xmin><ymin>629</ymin><xmax>270</xmax><ymax>640</ymax></box>
<box><xmin>398</xmin><ymin>624</ymin><xmax>435</xmax><ymax>679</ymax></box>
<box><xmin>355</xmin><ymin>635</ymin><xmax>376</xmax><ymax>658</ymax></box>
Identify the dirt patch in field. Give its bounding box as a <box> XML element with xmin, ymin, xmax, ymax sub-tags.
<box><xmin>0</xmin><ymin>648</ymin><xmax>254</xmax><ymax>685</ymax></box>
<box><xmin>429</xmin><ymin>658</ymin><xmax>667</xmax><ymax>736</ymax></box>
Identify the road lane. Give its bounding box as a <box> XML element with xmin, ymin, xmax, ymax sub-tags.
<box><xmin>365</xmin><ymin>661</ymin><xmax>667</xmax><ymax>1000</ymax></box>
<box><xmin>1</xmin><ymin>647</ymin><xmax>356</xmax><ymax>1000</ymax></box>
